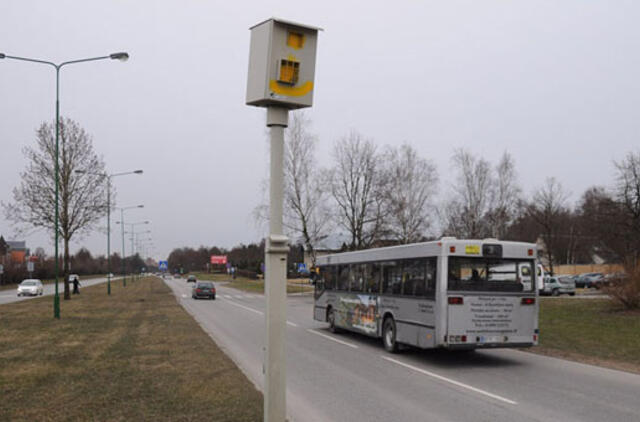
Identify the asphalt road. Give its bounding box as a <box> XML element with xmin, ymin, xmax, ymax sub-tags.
<box><xmin>0</xmin><ymin>276</ymin><xmax>121</xmax><ymax>305</ymax></box>
<box><xmin>164</xmin><ymin>277</ymin><xmax>640</xmax><ymax>422</ymax></box>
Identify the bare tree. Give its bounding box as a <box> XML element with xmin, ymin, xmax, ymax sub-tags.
<box><xmin>329</xmin><ymin>131</ymin><xmax>384</xmax><ymax>250</ymax></box>
<box><xmin>614</xmin><ymin>151</ymin><xmax>640</xmax><ymax>265</ymax></box>
<box><xmin>443</xmin><ymin>149</ymin><xmax>492</xmax><ymax>238</ymax></box>
<box><xmin>3</xmin><ymin>117</ymin><xmax>109</xmax><ymax>299</ymax></box>
<box><xmin>283</xmin><ymin>112</ymin><xmax>331</xmax><ymax>266</ymax></box>
<box><xmin>487</xmin><ymin>152</ymin><xmax>522</xmax><ymax>239</ymax></box>
<box><xmin>381</xmin><ymin>143</ymin><xmax>438</xmax><ymax>244</ymax></box>
<box><xmin>526</xmin><ymin>177</ymin><xmax>570</xmax><ymax>275</ymax></box>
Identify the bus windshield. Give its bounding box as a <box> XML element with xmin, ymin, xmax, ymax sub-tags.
<box><xmin>448</xmin><ymin>257</ymin><xmax>535</xmax><ymax>293</ymax></box>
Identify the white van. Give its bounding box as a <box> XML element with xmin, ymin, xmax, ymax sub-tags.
<box><xmin>485</xmin><ymin>262</ymin><xmax>544</xmax><ymax>292</ymax></box>
<box><xmin>536</xmin><ymin>264</ymin><xmax>545</xmax><ymax>292</ymax></box>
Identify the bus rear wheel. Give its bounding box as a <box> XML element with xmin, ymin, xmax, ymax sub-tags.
<box><xmin>382</xmin><ymin>317</ymin><xmax>399</xmax><ymax>353</ymax></box>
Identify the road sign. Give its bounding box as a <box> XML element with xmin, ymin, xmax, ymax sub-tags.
<box><xmin>158</xmin><ymin>261</ymin><xmax>168</xmax><ymax>271</ymax></box>
<box><xmin>297</xmin><ymin>263</ymin><xmax>308</xmax><ymax>273</ymax></box>
<box><xmin>27</xmin><ymin>261</ymin><xmax>34</xmax><ymax>273</ymax></box>
<box><xmin>0</xmin><ymin>264</ymin><xmax>3</xmax><ymax>274</ymax></box>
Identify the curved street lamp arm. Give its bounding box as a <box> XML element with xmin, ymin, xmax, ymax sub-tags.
<box><xmin>1</xmin><ymin>54</ymin><xmax>56</xmax><ymax>68</ymax></box>
<box><xmin>59</xmin><ymin>55</ymin><xmax>112</xmax><ymax>68</ymax></box>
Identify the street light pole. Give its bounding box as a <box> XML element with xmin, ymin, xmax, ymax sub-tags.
<box><xmin>107</xmin><ymin>177</ymin><xmax>111</xmax><ymax>294</ymax></box>
<box><xmin>131</xmin><ymin>228</ymin><xmax>151</xmax><ymax>281</ymax></box>
<box><xmin>1</xmin><ymin>51</ymin><xmax>129</xmax><ymax>319</ymax></box>
<box><xmin>121</xmin><ymin>208</ymin><xmax>126</xmax><ymax>286</ymax></box>
<box><xmin>117</xmin><ymin>206</ymin><xmax>144</xmax><ymax>287</ymax></box>
<box><xmin>119</xmin><ymin>221</ymin><xmax>149</xmax><ymax>283</ymax></box>
<box><xmin>75</xmin><ymin>169</ymin><xmax>143</xmax><ymax>295</ymax></box>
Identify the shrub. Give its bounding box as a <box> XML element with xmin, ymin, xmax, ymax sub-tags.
<box><xmin>604</xmin><ymin>261</ymin><xmax>640</xmax><ymax>310</ymax></box>
<box><xmin>236</xmin><ymin>269</ymin><xmax>258</xmax><ymax>280</ymax></box>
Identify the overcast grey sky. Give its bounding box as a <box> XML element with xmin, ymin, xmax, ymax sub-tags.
<box><xmin>1</xmin><ymin>1</ymin><xmax>639</xmax><ymax>261</ymax></box>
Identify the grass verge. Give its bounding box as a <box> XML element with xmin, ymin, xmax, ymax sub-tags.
<box><xmin>0</xmin><ymin>276</ymin><xmax>262</xmax><ymax>421</ymax></box>
<box><xmin>191</xmin><ymin>272</ymin><xmax>313</xmax><ymax>294</ymax></box>
<box><xmin>530</xmin><ymin>298</ymin><xmax>640</xmax><ymax>374</ymax></box>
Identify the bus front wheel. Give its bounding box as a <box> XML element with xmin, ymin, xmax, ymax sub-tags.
<box><xmin>382</xmin><ymin>317</ymin><xmax>399</xmax><ymax>353</ymax></box>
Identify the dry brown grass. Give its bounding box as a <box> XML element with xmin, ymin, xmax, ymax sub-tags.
<box><xmin>529</xmin><ymin>297</ymin><xmax>640</xmax><ymax>374</ymax></box>
<box><xmin>0</xmin><ymin>277</ymin><xmax>262</xmax><ymax>421</ymax></box>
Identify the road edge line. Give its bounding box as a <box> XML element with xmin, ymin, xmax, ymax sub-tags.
<box><xmin>306</xmin><ymin>329</ymin><xmax>359</xmax><ymax>349</ymax></box>
<box><xmin>381</xmin><ymin>356</ymin><xmax>517</xmax><ymax>405</ymax></box>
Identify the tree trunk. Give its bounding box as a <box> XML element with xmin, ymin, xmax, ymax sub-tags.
<box><xmin>63</xmin><ymin>236</ymin><xmax>70</xmax><ymax>300</ymax></box>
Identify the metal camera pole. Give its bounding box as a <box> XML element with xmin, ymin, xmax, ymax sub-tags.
<box><xmin>265</xmin><ymin>106</ymin><xmax>289</xmax><ymax>422</ymax></box>
<box><xmin>245</xmin><ymin>18</ymin><xmax>320</xmax><ymax>421</ymax></box>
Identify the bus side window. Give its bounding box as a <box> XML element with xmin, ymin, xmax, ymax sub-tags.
<box><xmin>350</xmin><ymin>264</ymin><xmax>364</xmax><ymax>292</ymax></box>
<box><xmin>391</xmin><ymin>262</ymin><xmax>403</xmax><ymax>295</ymax></box>
<box><xmin>337</xmin><ymin>265</ymin><xmax>349</xmax><ymax>291</ymax></box>
<box><xmin>424</xmin><ymin>258</ymin><xmax>437</xmax><ymax>298</ymax></box>
<box><xmin>402</xmin><ymin>259</ymin><xmax>425</xmax><ymax>296</ymax></box>
<box><xmin>369</xmin><ymin>263</ymin><xmax>380</xmax><ymax>293</ymax></box>
<box><xmin>322</xmin><ymin>266</ymin><xmax>335</xmax><ymax>290</ymax></box>
<box><xmin>381</xmin><ymin>261</ymin><xmax>398</xmax><ymax>295</ymax></box>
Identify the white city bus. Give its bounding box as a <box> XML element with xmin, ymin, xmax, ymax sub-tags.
<box><xmin>313</xmin><ymin>238</ymin><xmax>539</xmax><ymax>352</ymax></box>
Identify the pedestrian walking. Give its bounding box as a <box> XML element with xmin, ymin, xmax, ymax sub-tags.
<box><xmin>72</xmin><ymin>277</ymin><xmax>80</xmax><ymax>295</ymax></box>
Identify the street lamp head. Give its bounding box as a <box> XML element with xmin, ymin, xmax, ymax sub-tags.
<box><xmin>75</xmin><ymin>170</ymin><xmax>86</xmax><ymax>174</ymax></box>
<box><xmin>0</xmin><ymin>53</ymin><xmax>5</xmax><ymax>59</ymax></box>
<box><xmin>134</xmin><ymin>170</ymin><xmax>143</xmax><ymax>174</ymax></box>
<box><xmin>110</xmin><ymin>52</ymin><xmax>129</xmax><ymax>62</ymax></box>
<box><xmin>137</xmin><ymin>205</ymin><xmax>144</xmax><ymax>208</ymax></box>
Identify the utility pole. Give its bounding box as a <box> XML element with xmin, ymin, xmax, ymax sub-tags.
<box><xmin>246</xmin><ymin>18</ymin><xmax>321</xmax><ymax>422</ymax></box>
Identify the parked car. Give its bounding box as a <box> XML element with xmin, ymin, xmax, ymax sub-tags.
<box><xmin>192</xmin><ymin>281</ymin><xmax>216</xmax><ymax>300</ymax></box>
<box><xmin>186</xmin><ymin>275</ymin><xmax>197</xmax><ymax>283</ymax></box>
<box><xmin>17</xmin><ymin>279</ymin><xmax>44</xmax><ymax>297</ymax></box>
<box><xmin>584</xmin><ymin>273</ymin><xmax>604</xmax><ymax>288</ymax></box>
<box><xmin>596</xmin><ymin>272</ymin><xmax>626</xmax><ymax>289</ymax></box>
<box><xmin>575</xmin><ymin>272</ymin><xmax>604</xmax><ymax>288</ymax></box>
<box><xmin>541</xmin><ymin>275</ymin><xmax>576</xmax><ymax>296</ymax></box>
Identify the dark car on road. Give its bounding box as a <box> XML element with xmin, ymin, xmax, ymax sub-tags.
<box><xmin>192</xmin><ymin>281</ymin><xmax>216</xmax><ymax>300</ymax></box>
<box><xmin>186</xmin><ymin>275</ymin><xmax>197</xmax><ymax>283</ymax></box>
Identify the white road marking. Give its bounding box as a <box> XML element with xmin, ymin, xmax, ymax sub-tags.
<box><xmin>235</xmin><ymin>295</ymin><xmax>244</xmax><ymax>299</ymax></box>
<box><xmin>181</xmin><ymin>294</ymin><xmax>188</xmax><ymax>298</ymax></box>
<box><xmin>224</xmin><ymin>295</ymin><xmax>232</xmax><ymax>299</ymax></box>
<box><xmin>225</xmin><ymin>299</ymin><xmax>264</xmax><ymax>316</ymax></box>
<box><xmin>381</xmin><ymin>356</ymin><xmax>518</xmax><ymax>405</ymax></box>
<box><xmin>222</xmin><ymin>299</ymin><xmax>299</xmax><ymax>327</ymax></box>
<box><xmin>306</xmin><ymin>329</ymin><xmax>359</xmax><ymax>349</ymax></box>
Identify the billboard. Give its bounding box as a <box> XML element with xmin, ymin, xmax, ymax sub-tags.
<box><xmin>210</xmin><ymin>255</ymin><xmax>228</xmax><ymax>265</ymax></box>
